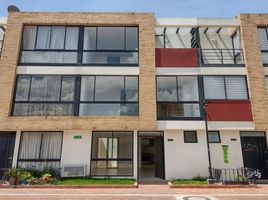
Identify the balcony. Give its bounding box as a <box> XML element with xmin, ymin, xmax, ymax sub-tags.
<box><xmin>155</xmin><ymin>48</ymin><xmax>198</xmax><ymax>67</ymax></box>
<box><xmin>200</xmin><ymin>49</ymin><xmax>244</xmax><ymax>67</ymax></box>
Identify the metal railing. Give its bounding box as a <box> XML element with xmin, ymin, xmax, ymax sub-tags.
<box><xmin>200</xmin><ymin>49</ymin><xmax>244</xmax><ymax>65</ymax></box>
<box><xmin>211</xmin><ymin>168</ymin><xmax>258</xmax><ymax>184</ymax></box>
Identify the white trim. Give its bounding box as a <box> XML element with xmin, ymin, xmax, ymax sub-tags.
<box><xmin>156</xmin><ymin>67</ymin><xmax>246</xmax><ymax>75</ymax></box>
<box><xmin>157</xmin><ymin>121</ymin><xmax>255</xmax><ymax>130</ymax></box>
<box><xmin>16</xmin><ymin>66</ymin><xmax>139</xmax><ymax>75</ymax></box>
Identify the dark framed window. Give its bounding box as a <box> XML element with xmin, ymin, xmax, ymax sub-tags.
<box><xmin>17</xmin><ymin>131</ymin><xmax>63</xmax><ymax>171</ymax></box>
<box><xmin>157</xmin><ymin>76</ymin><xmax>201</xmax><ymax>120</ymax></box>
<box><xmin>13</xmin><ymin>75</ymin><xmax>76</xmax><ymax>116</ymax></box>
<box><xmin>184</xmin><ymin>131</ymin><xmax>198</xmax><ymax>143</ymax></box>
<box><xmin>265</xmin><ymin>76</ymin><xmax>268</xmax><ymax>93</ymax></box>
<box><xmin>20</xmin><ymin>26</ymin><xmax>79</xmax><ymax>64</ymax></box>
<box><xmin>79</xmin><ymin>75</ymin><xmax>138</xmax><ymax>116</ymax></box>
<box><xmin>19</xmin><ymin>25</ymin><xmax>138</xmax><ymax>66</ymax></box>
<box><xmin>91</xmin><ymin>131</ymin><xmax>133</xmax><ymax>176</ymax></box>
<box><xmin>203</xmin><ymin>75</ymin><xmax>249</xmax><ymax>100</ymax></box>
<box><xmin>257</xmin><ymin>27</ymin><xmax>268</xmax><ymax>65</ymax></box>
<box><xmin>208</xmin><ymin>131</ymin><xmax>221</xmax><ymax>143</ymax></box>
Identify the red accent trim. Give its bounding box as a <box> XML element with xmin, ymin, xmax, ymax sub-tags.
<box><xmin>206</xmin><ymin>100</ymin><xmax>253</xmax><ymax>121</ymax></box>
<box><xmin>155</xmin><ymin>48</ymin><xmax>198</xmax><ymax>67</ymax></box>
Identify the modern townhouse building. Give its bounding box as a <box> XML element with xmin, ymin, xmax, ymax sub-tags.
<box><xmin>0</xmin><ymin>7</ymin><xmax>268</xmax><ymax>182</ymax></box>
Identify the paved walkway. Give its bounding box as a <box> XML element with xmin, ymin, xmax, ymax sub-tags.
<box><xmin>0</xmin><ymin>185</ymin><xmax>268</xmax><ymax>200</ymax></box>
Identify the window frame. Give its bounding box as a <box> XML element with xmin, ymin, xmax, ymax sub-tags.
<box><xmin>208</xmin><ymin>131</ymin><xmax>221</xmax><ymax>143</ymax></box>
<box><xmin>183</xmin><ymin>131</ymin><xmax>198</xmax><ymax>143</ymax></box>
<box><xmin>12</xmin><ymin>75</ymin><xmax>76</xmax><ymax>116</ymax></box>
<box><xmin>90</xmin><ymin>131</ymin><xmax>134</xmax><ymax>177</ymax></box>
<box><xmin>17</xmin><ymin>131</ymin><xmax>63</xmax><ymax>164</ymax></box>
<box><xmin>203</xmin><ymin>75</ymin><xmax>249</xmax><ymax>101</ymax></box>
<box><xmin>156</xmin><ymin>75</ymin><xmax>202</xmax><ymax>120</ymax></box>
<box><xmin>19</xmin><ymin>25</ymin><xmax>139</xmax><ymax>66</ymax></box>
<box><xmin>79</xmin><ymin>75</ymin><xmax>139</xmax><ymax>116</ymax></box>
<box><xmin>257</xmin><ymin>27</ymin><xmax>268</xmax><ymax>66</ymax></box>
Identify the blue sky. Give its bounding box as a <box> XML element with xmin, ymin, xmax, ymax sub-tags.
<box><xmin>1</xmin><ymin>0</ymin><xmax>268</xmax><ymax>18</ymax></box>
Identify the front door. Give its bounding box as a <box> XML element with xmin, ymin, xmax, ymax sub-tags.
<box><xmin>138</xmin><ymin>132</ymin><xmax>165</xmax><ymax>180</ymax></box>
<box><xmin>0</xmin><ymin>132</ymin><xmax>16</xmax><ymax>180</ymax></box>
<box><xmin>241</xmin><ymin>135</ymin><xmax>268</xmax><ymax>179</ymax></box>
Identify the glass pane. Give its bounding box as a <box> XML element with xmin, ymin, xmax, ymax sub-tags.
<box><xmin>15</xmin><ymin>76</ymin><xmax>31</xmax><ymax>101</ymax></box>
<box><xmin>92</xmin><ymin>132</ymin><xmax>112</xmax><ymax>159</ymax></box>
<box><xmin>126</xmin><ymin>27</ymin><xmax>138</xmax><ymax>50</ymax></box>
<box><xmin>108</xmin><ymin>138</ymin><xmax>118</xmax><ymax>159</ymax></box>
<box><xmin>90</xmin><ymin>160</ymin><xmax>132</xmax><ymax>176</ymax></box>
<box><xmin>262</xmin><ymin>52</ymin><xmax>268</xmax><ymax>64</ymax></box>
<box><xmin>65</xmin><ymin>27</ymin><xmax>79</xmax><ymax>50</ymax></box>
<box><xmin>258</xmin><ymin>28</ymin><xmax>268</xmax><ymax>50</ymax></box>
<box><xmin>80</xmin><ymin>76</ymin><xmax>94</xmax><ymax>101</ymax></box>
<box><xmin>82</xmin><ymin>52</ymin><xmax>138</xmax><ymax>65</ymax></box>
<box><xmin>97</xmin><ymin>138</ymin><xmax>108</xmax><ymax>159</ymax></box>
<box><xmin>95</xmin><ymin>76</ymin><xmax>124</xmax><ymax>101</ymax></box>
<box><xmin>36</xmin><ymin>26</ymin><xmax>51</xmax><ymax>49</ymax></box>
<box><xmin>30</xmin><ymin>76</ymin><xmax>61</xmax><ymax>101</ymax></box>
<box><xmin>20</xmin><ymin>51</ymin><xmax>77</xmax><ymax>64</ymax></box>
<box><xmin>19</xmin><ymin>132</ymin><xmax>42</xmax><ymax>159</ymax></box>
<box><xmin>79</xmin><ymin>103</ymin><xmax>138</xmax><ymax>116</ymax></box>
<box><xmin>22</xmin><ymin>26</ymin><xmax>37</xmax><ymax>50</ymax></box>
<box><xmin>203</xmin><ymin>76</ymin><xmax>226</xmax><ymax>99</ymax></box>
<box><xmin>157</xmin><ymin>77</ymin><xmax>177</xmax><ymax>101</ymax></box>
<box><xmin>97</xmin><ymin>27</ymin><xmax>124</xmax><ymax>50</ymax></box>
<box><xmin>225</xmin><ymin>76</ymin><xmax>248</xmax><ymax>100</ymax></box>
<box><xmin>125</xmin><ymin>76</ymin><xmax>138</xmax><ymax>102</ymax></box>
<box><xmin>17</xmin><ymin>161</ymin><xmax>60</xmax><ymax>171</ymax></box>
<box><xmin>208</xmin><ymin>131</ymin><xmax>220</xmax><ymax>143</ymax></box>
<box><xmin>113</xmin><ymin>132</ymin><xmax>132</xmax><ymax>159</ymax></box>
<box><xmin>61</xmin><ymin>76</ymin><xmax>75</xmax><ymax>101</ymax></box>
<box><xmin>184</xmin><ymin>131</ymin><xmax>197</xmax><ymax>143</ymax></box>
<box><xmin>83</xmin><ymin>27</ymin><xmax>97</xmax><ymax>50</ymax></box>
<box><xmin>40</xmin><ymin>132</ymin><xmax>62</xmax><ymax>159</ymax></box>
<box><xmin>157</xmin><ymin>103</ymin><xmax>200</xmax><ymax>118</ymax></box>
<box><xmin>177</xmin><ymin>76</ymin><xmax>199</xmax><ymax>101</ymax></box>
<box><xmin>50</xmin><ymin>26</ymin><xmax>65</xmax><ymax>49</ymax></box>
<box><xmin>13</xmin><ymin>103</ymin><xmax>73</xmax><ymax>116</ymax></box>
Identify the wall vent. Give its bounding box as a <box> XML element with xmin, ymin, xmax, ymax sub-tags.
<box><xmin>61</xmin><ymin>165</ymin><xmax>87</xmax><ymax>177</ymax></box>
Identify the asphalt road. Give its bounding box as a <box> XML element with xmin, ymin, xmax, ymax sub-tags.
<box><xmin>1</xmin><ymin>185</ymin><xmax>268</xmax><ymax>200</ymax></box>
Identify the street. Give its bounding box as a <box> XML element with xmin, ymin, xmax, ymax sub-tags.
<box><xmin>1</xmin><ymin>185</ymin><xmax>268</xmax><ymax>200</ymax></box>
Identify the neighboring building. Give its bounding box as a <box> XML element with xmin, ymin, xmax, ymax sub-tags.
<box><xmin>0</xmin><ymin>8</ymin><xmax>268</xmax><ymax>181</ymax></box>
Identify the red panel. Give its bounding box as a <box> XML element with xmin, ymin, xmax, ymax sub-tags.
<box><xmin>206</xmin><ymin>100</ymin><xmax>253</xmax><ymax>121</ymax></box>
<box><xmin>155</xmin><ymin>48</ymin><xmax>198</xmax><ymax>67</ymax></box>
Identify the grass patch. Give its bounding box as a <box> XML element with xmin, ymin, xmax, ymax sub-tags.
<box><xmin>55</xmin><ymin>178</ymin><xmax>136</xmax><ymax>186</ymax></box>
<box><xmin>172</xmin><ymin>179</ymin><xmax>208</xmax><ymax>185</ymax></box>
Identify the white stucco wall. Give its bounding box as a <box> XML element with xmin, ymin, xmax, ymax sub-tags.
<box><xmin>164</xmin><ymin>130</ymin><xmax>209</xmax><ymax>180</ymax></box>
<box><xmin>61</xmin><ymin>130</ymin><xmax>92</xmax><ymax>176</ymax></box>
<box><xmin>210</xmin><ymin>130</ymin><xmax>244</xmax><ymax>169</ymax></box>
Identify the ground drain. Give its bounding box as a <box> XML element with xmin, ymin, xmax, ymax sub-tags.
<box><xmin>181</xmin><ymin>196</ymin><xmax>213</xmax><ymax>200</ymax></box>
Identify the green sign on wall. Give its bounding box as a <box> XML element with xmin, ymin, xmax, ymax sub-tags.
<box><xmin>222</xmin><ymin>145</ymin><xmax>229</xmax><ymax>164</ymax></box>
<box><xmin>74</xmin><ymin>135</ymin><xmax>82</xmax><ymax>139</ymax></box>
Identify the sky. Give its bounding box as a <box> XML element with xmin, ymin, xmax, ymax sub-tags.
<box><xmin>1</xmin><ymin>0</ymin><xmax>268</xmax><ymax>18</ymax></box>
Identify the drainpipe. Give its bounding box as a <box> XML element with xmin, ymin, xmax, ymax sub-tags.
<box><xmin>203</xmin><ymin>100</ymin><xmax>212</xmax><ymax>179</ymax></box>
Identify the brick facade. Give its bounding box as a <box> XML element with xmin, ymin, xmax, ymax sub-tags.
<box><xmin>0</xmin><ymin>12</ymin><xmax>157</xmax><ymax>131</ymax></box>
<box><xmin>239</xmin><ymin>14</ymin><xmax>268</xmax><ymax>130</ymax></box>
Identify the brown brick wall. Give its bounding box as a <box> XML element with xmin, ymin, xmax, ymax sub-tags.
<box><xmin>0</xmin><ymin>12</ymin><xmax>157</xmax><ymax>131</ymax></box>
<box><xmin>239</xmin><ymin>14</ymin><xmax>268</xmax><ymax>130</ymax></box>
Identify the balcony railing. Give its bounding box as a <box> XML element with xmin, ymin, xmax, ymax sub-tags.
<box><xmin>200</xmin><ymin>49</ymin><xmax>244</xmax><ymax>66</ymax></box>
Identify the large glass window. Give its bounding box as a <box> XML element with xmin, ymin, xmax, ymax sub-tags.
<box><xmin>18</xmin><ymin>132</ymin><xmax>62</xmax><ymax>171</ymax></box>
<box><xmin>91</xmin><ymin>131</ymin><xmax>133</xmax><ymax>176</ymax></box>
<box><xmin>258</xmin><ymin>28</ymin><xmax>268</xmax><ymax>64</ymax></box>
<box><xmin>82</xmin><ymin>27</ymin><xmax>138</xmax><ymax>65</ymax></box>
<box><xmin>79</xmin><ymin>76</ymin><xmax>138</xmax><ymax>116</ymax></box>
<box><xmin>20</xmin><ymin>26</ymin><xmax>79</xmax><ymax>64</ymax></box>
<box><xmin>157</xmin><ymin>76</ymin><xmax>200</xmax><ymax>119</ymax></box>
<box><xmin>13</xmin><ymin>75</ymin><xmax>76</xmax><ymax>116</ymax></box>
<box><xmin>203</xmin><ymin>76</ymin><xmax>248</xmax><ymax>100</ymax></box>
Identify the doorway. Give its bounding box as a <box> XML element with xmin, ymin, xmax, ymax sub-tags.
<box><xmin>138</xmin><ymin>132</ymin><xmax>165</xmax><ymax>181</ymax></box>
<box><xmin>0</xmin><ymin>132</ymin><xmax>16</xmax><ymax>180</ymax></box>
<box><xmin>240</xmin><ymin>132</ymin><xmax>268</xmax><ymax>179</ymax></box>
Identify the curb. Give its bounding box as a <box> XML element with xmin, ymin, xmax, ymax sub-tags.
<box><xmin>0</xmin><ymin>182</ymin><xmax>138</xmax><ymax>189</ymax></box>
<box><xmin>168</xmin><ymin>182</ymin><xmax>258</xmax><ymax>188</ymax></box>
